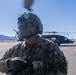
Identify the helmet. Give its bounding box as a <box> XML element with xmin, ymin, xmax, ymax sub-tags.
<box><xmin>17</xmin><ymin>12</ymin><xmax>43</xmax><ymax>39</ymax></box>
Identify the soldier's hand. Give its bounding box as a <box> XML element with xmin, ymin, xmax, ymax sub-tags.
<box><xmin>7</xmin><ymin>57</ymin><xmax>27</xmax><ymax>71</ymax></box>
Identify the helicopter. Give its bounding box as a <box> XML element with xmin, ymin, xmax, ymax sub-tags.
<box><xmin>14</xmin><ymin>30</ymin><xmax>74</xmax><ymax>46</ymax></box>
<box><xmin>42</xmin><ymin>31</ymin><xmax>74</xmax><ymax>46</ymax></box>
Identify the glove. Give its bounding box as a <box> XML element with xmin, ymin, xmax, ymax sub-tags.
<box><xmin>7</xmin><ymin>57</ymin><xmax>27</xmax><ymax>71</ymax></box>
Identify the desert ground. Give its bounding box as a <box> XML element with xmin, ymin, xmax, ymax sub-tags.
<box><xmin>0</xmin><ymin>40</ymin><xmax>76</xmax><ymax>75</ymax></box>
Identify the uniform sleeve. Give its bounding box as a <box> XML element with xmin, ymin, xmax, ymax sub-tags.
<box><xmin>44</xmin><ymin>42</ymin><xmax>68</xmax><ymax>75</ymax></box>
<box><xmin>0</xmin><ymin>43</ymin><xmax>21</xmax><ymax>73</ymax></box>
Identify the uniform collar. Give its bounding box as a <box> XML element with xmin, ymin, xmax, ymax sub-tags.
<box><xmin>22</xmin><ymin>35</ymin><xmax>42</xmax><ymax>47</ymax></box>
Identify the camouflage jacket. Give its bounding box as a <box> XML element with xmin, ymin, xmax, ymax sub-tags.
<box><xmin>0</xmin><ymin>36</ymin><xmax>68</xmax><ymax>75</ymax></box>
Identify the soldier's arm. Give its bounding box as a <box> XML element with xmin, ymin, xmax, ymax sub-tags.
<box><xmin>45</xmin><ymin>42</ymin><xmax>68</xmax><ymax>75</ymax></box>
<box><xmin>0</xmin><ymin>44</ymin><xmax>20</xmax><ymax>73</ymax></box>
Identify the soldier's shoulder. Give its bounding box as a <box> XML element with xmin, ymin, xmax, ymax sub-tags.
<box><xmin>14</xmin><ymin>42</ymin><xmax>22</xmax><ymax>47</ymax></box>
<box><xmin>10</xmin><ymin>42</ymin><xmax>23</xmax><ymax>50</ymax></box>
<box><xmin>8</xmin><ymin>42</ymin><xmax>25</xmax><ymax>54</ymax></box>
<box><xmin>39</xmin><ymin>37</ymin><xmax>60</xmax><ymax>52</ymax></box>
<box><xmin>40</xmin><ymin>37</ymin><xmax>55</xmax><ymax>45</ymax></box>
<box><xmin>41</xmin><ymin>38</ymin><xmax>67</xmax><ymax>60</ymax></box>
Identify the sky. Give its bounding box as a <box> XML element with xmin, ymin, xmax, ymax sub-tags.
<box><xmin>0</xmin><ymin>0</ymin><xmax>76</xmax><ymax>38</ymax></box>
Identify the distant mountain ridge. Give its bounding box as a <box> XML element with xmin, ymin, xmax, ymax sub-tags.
<box><xmin>0</xmin><ymin>34</ymin><xmax>18</xmax><ymax>40</ymax></box>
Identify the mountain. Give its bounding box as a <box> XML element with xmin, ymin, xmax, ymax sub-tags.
<box><xmin>0</xmin><ymin>34</ymin><xmax>18</xmax><ymax>40</ymax></box>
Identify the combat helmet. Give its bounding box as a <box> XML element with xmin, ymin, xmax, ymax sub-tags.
<box><xmin>17</xmin><ymin>12</ymin><xmax>43</xmax><ymax>39</ymax></box>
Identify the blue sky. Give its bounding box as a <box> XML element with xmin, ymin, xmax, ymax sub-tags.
<box><xmin>0</xmin><ymin>0</ymin><xmax>76</xmax><ymax>38</ymax></box>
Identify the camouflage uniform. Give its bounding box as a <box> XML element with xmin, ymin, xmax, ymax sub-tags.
<box><xmin>0</xmin><ymin>36</ymin><xmax>68</xmax><ymax>75</ymax></box>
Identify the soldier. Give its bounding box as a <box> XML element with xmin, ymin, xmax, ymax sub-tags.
<box><xmin>0</xmin><ymin>12</ymin><xmax>68</xmax><ymax>75</ymax></box>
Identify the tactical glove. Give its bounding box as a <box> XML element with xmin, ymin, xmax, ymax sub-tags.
<box><xmin>7</xmin><ymin>58</ymin><xmax>27</xmax><ymax>71</ymax></box>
